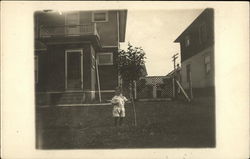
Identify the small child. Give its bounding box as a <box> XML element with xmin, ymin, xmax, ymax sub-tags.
<box><xmin>111</xmin><ymin>87</ymin><xmax>128</xmax><ymax>127</ymax></box>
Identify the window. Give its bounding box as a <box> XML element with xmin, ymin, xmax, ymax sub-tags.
<box><xmin>65</xmin><ymin>12</ymin><xmax>80</xmax><ymax>35</ymax></box>
<box><xmin>204</xmin><ymin>55</ymin><xmax>211</xmax><ymax>74</ymax></box>
<box><xmin>92</xmin><ymin>11</ymin><xmax>108</xmax><ymax>22</ymax></box>
<box><xmin>97</xmin><ymin>53</ymin><xmax>113</xmax><ymax>65</ymax></box>
<box><xmin>185</xmin><ymin>35</ymin><xmax>190</xmax><ymax>47</ymax></box>
<box><xmin>35</xmin><ymin>55</ymin><xmax>38</xmax><ymax>83</ymax></box>
<box><xmin>199</xmin><ymin>23</ymin><xmax>207</xmax><ymax>43</ymax></box>
<box><xmin>66</xmin><ymin>12</ymin><xmax>80</xmax><ymax>25</ymax></box>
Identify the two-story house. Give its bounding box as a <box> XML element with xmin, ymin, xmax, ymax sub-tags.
<box><xmin>174</xmin><ymin>8</ymin><xmax>214</xmax><ymax>96</ymax></box>
<box><xmin>35</xmin><ymin>10</ymin><xmax>127</xmax><ymax>105</ymax></box>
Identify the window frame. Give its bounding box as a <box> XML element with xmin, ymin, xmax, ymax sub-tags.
<box><xmin>92</xmin><ymin>11</ymin><xmax>108</xmax><ymax>22</ymax></box>
<box><xmin>65</xmin><ymin>11</ymin><xmax>80</xmax><ymax>25</ymax></box>
<box><xmin>184</xmin><ymin>35</ymin><xmax>190</xmax><ymax>47</ymax></box>
<box><xmin>204</xmin><ymin>54</ymin><xmax>211</xmax><ymax>75</ymax></box>
<box><xmin>65</xmin><ymin>11</ymin><xmax>80</xmax><ymax>36</ymax></box>
<box><xmin>97</xmin><ymin>52</ymin><xmax>113</xmax><ymax>65</ymax></box>
<box><xmin>65</xmin><ymin>49</ymin><xmax>84</xmax><ymax>90</ymax></box>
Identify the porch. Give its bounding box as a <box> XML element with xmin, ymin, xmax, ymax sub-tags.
<box><xmin>39</xmin><ymin>23</ymin><xmax>100</xmax><ymax>39</ymax></box>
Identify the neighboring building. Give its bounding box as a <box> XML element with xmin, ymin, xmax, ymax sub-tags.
<box><xmin>174</xmin><ymin>8</ymin><xmax>214</xmax><ymax>96</ymax></box>
<box><xmin>35</xmin><ymin>10</ymin><xmax>127</xmax><ymax>104</ymax></box>
<box><xmin>166</xmin><ymin>64</ymin><xmax>181</xmax><ymax>82</ymax></box>
<box><xmin>136</xmin><ymin>76</ymin><xmax>172</xmax><ymax>99</ymax></box>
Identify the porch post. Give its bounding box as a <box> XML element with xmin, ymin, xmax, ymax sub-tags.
<box><xmin>96</xmin><ymin>59</ymin><xmax>102</xmax><ymax>102</ymax></box>
<box><xmin>65</xmin><ymin>51</ymin><xmax>67</xmax><ymax>90</ymax></box>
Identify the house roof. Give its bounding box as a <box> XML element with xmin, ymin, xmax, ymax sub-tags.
<box><xmin>166</xmin><ymin>67</ymin><xmax>181</xmax><ymax>77</ymax></box>
<box><xmin>174</xmin><ymin>8</ymin><xmax>213</xmax><ymax>43</ymax></box>
<box><xmin>141</xmin><ymin>64</ymin><xmax>148</xmax><ymax>77</ymax></box>
<box><xmin>118</xmin><ymin>10</ymin><xmax>127</xmax><ymax>42</ymax></box>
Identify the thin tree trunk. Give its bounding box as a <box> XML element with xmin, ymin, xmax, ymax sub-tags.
<box><xmin>131</xmin><ymin>96</ymin><xmax>137</xmax><ymax>126</ymax></box>
<box><xmin>130</xmin><ymin>82</ymin><xmax>137</xmax><ymax>126</ymax></box>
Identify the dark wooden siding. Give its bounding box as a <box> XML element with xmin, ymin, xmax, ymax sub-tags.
<box><xmin>98</xmin><ymin>66</ymin><xmax>118</xmax><ymax>90</ymax></box>
<box><xmin>35</xmin><ymin>11</ymin><xmax>119</xmax><ymax>47</ymax></box>
<box><xmin>179</xmin><ymin>9</ymin><xmax>214</xmax><ymax>62</ymax></box>
<box><xmin>97</xmin><ymin>48</ymin><xmax>118</xmax><ymax>90</ymax></box>
<box><xmin>39</xmin><ymin>45</ymin><xmax>65</xmax><ymax>91</ymax></box>
<box><xmin>35</xmin><ymin>10</ymin><xmax>121</xmax><ymax>92</ymax></box>
<box><xmin>35</xmin><ymin>50</ymin><xmax>48</xmax><ymax>92</ymax></box>
<box><xmin>36</xmin><ymin>42</ymin><xmax>119</xmax><ymax>93</ymax></box>
<box><xmin>79</xmin><ymin>11</ymin><xmax>118</xmax><ymax>47</ymax></box>
<box><xmin>96</xmin><ymin>11</ymin><xmax>118</xmax><ymax>47</ymax></box>
<box><xmin>36</xmin><ymin>43</ymin><xmax>93</xmax><ymax>92</ymax></box>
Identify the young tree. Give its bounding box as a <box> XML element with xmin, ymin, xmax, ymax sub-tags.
<box><xmin>117</xmin><ymin>43</ymin><xmax>146</xmax><ymax>126</ymax></box>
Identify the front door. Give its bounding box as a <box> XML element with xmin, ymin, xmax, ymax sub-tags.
<box><xmin>65</xmin><ymin>50</ymin><xmax>83</xmax><ymax>90</ymax></box>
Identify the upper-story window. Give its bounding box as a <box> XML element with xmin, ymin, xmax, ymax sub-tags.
<box><xmin>92</xmin><ymin>11</ymin><xmax>108</xmax><ymax>22</ymax></box>
<box><xmin>185</xmin><ymin>35</ymin><xmax>190</xmax><ymax>47</ymax></box>
<box><xmin>66</xmin><ymin>12</ymin><xmax>80</xmax><ymax>25</ymax></box>
<box><xmin>204</xmin><ymin>55</ymin><xmax>211</xmax><ymax>74</ymax></box>
<box><xmin>65</xmin><ymin>12</ymin><xmax>80</xmax><ymax>35</ymax></box>
<box><xmin>199</xmin><ymin>22</ymin><xmax>207</xmax><ymax>43</ymax></box>
<box><xmin>97</xmin><ymin>53</ymin><xmax>113</xmax><ymax>65</ymax></box>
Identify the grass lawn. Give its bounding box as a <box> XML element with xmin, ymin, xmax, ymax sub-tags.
<box><xmin>36</xmin><ymin>97</ymin><xmax>215</xmax><ymax>149</ymax></box>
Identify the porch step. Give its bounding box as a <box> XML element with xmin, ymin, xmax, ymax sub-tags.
<box><xmin>36</xmin><ymin>91</ymin><xmax>116</xmax><ymax>106</ymax></box>
<box><xmin>56</xmin><ymin>93</ymin><xmax>85</xmax><ymax>104</ymax></box>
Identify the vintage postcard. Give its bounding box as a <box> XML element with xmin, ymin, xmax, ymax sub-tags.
<box><xmin>1</xmin><ymin>1</ymin><xmax>249</xmax><ymax>159</ymax></box>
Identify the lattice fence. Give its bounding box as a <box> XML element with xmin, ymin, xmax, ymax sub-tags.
<box><xmin>136</xmin><ymin>77</ymin><xmax>174</xmax><ymax>99</ymax></box>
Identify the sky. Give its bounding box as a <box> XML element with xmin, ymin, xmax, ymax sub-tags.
<box><xmin>120</xmin><ymin>9</ymin><xmax>203</xmax><ymax>76</ymax></box>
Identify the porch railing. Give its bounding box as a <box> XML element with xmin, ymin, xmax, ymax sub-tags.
<box><xmin>39</xmin><ymin>23</ymin><xmax>100</xmax><ymax>39</ymax></box>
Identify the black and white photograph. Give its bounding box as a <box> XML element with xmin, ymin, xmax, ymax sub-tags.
<box><xmin>35</xmin><ymin>8</ymin><xmax>215</xmax><ymax>149</ymax></box>
<box><xmin>1</xmin><ymin>1</ymin><xmax>249</xmax><ymax>159</ymax></box>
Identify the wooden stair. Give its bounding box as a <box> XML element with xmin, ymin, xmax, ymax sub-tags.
<box><xmin>56</xmin><ymin>93</ymin><xmax>85</xmax><ymax>104</ymax></box>
<box><xmin>36</xmin><ymin>91</ymin><xmax>115</xmax><ymax>106</ymax></box>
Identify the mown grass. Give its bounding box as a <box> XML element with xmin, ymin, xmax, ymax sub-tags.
<box><xmin>36</xmin><ymin>97</ymin><xmax>215</xmax><ymax>149</ymax></box>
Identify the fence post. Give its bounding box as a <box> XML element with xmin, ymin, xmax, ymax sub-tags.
<box><xmin>134</xmin><ymin>80</ymin><xmax>137</xmax><ymax>99</ymax></box>
<box><xmin>130</xmin><ymin>82</ymin><xmax>137</xmax><ymax>126</ymax></box>
<box><xmin>172</xmin><ymin>78</ymin><xmax>175</xmax><ymax>98</ymax></box>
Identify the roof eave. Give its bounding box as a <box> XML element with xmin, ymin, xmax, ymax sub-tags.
<box><xmin>119</xmin><ymin>10</ymin><xmax>127</xmax><ymax>42</ymax></box>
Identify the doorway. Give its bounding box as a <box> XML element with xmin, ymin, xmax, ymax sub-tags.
<box><xmin>65</xmin><ymin>49</ymin><xmax>83</xmax><ymax>90</ymax></box>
